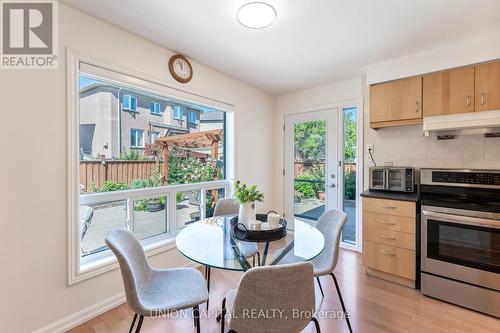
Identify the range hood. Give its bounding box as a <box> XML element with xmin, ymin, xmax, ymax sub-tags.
<box><xmin>423</xmin><ymin>110</ymin><xmax>500</xmax><ymax>137</ymax></box>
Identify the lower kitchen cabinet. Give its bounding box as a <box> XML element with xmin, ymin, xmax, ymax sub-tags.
<box><xmin>362</xmin><ymin>197</ymin><xmax>417</xmax><ymax>288</ymax></box>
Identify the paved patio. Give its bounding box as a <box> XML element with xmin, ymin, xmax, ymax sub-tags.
<box><xmin>295</xmin><ymin>198</ymin><xmax>356</xmax><ymax>244</ymax></box>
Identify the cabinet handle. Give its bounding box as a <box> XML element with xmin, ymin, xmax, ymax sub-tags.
<box><xmin>381</xmin><ymin>235</ymin><xmax>396</xmax><ymax>240</ymax></box>
<box><xmin>381</xmin><ymin>250</ymin><xmax>396</xmax><ymax>256</ymax></box>
<box><xmin>415</xmin><ymin>101</ymin><xmax>419</xmax><ymax>113</ymax></box>
<box><xmin>465</xmin><ymin>95</ymin><xmax>470</xmax><ymax>107</ymax></box>
<box><xmin>382</xmin><ymin>221</ymin><xmax>397</xmax><ymax>225</ymax></box>
<box><xmin>383</xmin><ymin>206</ymin><xmax>396</xmax><ymax>209</ymax></box>
<box><xmin>480</xmin><ymin>93</ymin><xmax>486</xmax><ymax>105</ymax></box>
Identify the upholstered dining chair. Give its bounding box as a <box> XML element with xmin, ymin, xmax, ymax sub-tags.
<box><xmin>276</xmin><ymin>209</ymin><xmax>352</xmax><ymax>333</ymax></box>
<box><xmin>219</xmin><ymin>262</ymin><xmax>320</xmax><ymax>333</ymax></box>
<box><xmin>205</xmin><ymin>198</ymin><xmax>260</xmax><ymax>304</ymax></box>
<box><xmin>105</xmin><ymin>229</ymin><xmax>209</xmax><ymax>333</ymax></box>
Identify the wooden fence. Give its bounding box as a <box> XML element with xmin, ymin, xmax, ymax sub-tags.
<box><xmin>80</xmin><ymin>160</ymin><xmax>160</xmax><ymax>191</ymax></box>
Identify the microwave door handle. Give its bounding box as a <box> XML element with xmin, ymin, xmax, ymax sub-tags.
<box><xmin>384</xmin><ymin>169</ymin><xmax>389</xmax><ymax>190</ymax></box>
<box><xmin>422</xmin><ymin>210</ymin><xmax>500</xmax><ymax>229</ymax></box>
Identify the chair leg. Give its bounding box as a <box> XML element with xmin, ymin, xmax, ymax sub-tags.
<box><xmin>311</xmin><ymin>317</ymin><xmax>321</xmax><ymax>333</ymax></box>
<box><xmin>193</xmin><ymin>305</ymin><xmax>201</xmax><ymax>333</ymax></box>
<box><xmin>253</xmin><ymin>254</ymin><xmax>255</xmax><ymax>267</ymax></box>
<box><xmin>331</xmin><ymin>273</ymin><xmax>352</xmax><ymax>333</ymax></box>
<box><xmin>128</xmin><ymin>314</ymin><xmax>137</xmax><ymax>333</ymax></box>
<box><xmin>256</xmin><ymin>252</ymin><xmax>261</xmax><ymax>267</ymax></box>
<box><xmin>219</xmin><ymin>297</ymin><xmax>227</xmax><ymax>333</ymax></box>
<box><xmin>135</xmin><ymin>315</ymin><xmax>144</xmax><ymax>333</ymax></box>
<box><xmin>316</xmin><ymin>276</ymin><xmax>325</xmax><ymax>298</ymax></box>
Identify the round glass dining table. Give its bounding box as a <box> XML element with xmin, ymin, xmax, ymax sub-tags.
<box><xmin>176</xmin><ymin>215</ymin><xmax>325</xmax><ymax>271</ymax></box>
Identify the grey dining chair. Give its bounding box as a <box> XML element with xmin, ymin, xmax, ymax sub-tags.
<box><xmin>105</xmin><ymin>229</ymin><xmax>209</xmax><ymax>333</ymax></box>
<box><xmin>277</xmin><ymin>209</ymin><xmax>352</xmax><ymax>333</ymax></box>
<box><xmin>219</xmin><ymin>262</ymin><xmax>321</xmax><ymax>333</ymax></box>
<box><xmin>205</xmin><ymin>198</ymin><xmax>260</xmax><ymax>304</ymax></box>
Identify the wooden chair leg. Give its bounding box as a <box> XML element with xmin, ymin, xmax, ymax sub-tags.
<box><xmin>135</xmin><ymin>315</ymin><xmax>144</xmax><ymax>333</ymax></box>
<box><xmin>331</xmin><ymin>273</ymin><xmax>352</xmax><ymax>333</ymax></box>
<box><xmin>316</xmin><ymin>276</ymin><xmax>325</xmax><ymax>298</ymax></box>
<box><xmin>311</xmin><ymin>317</ymin><xmax>321</xmax><ymax>333</ymax></box>
<box><xmin>128</xmin><ymin>313</ymin><xmax>138</xmax><ymax>333</ymax></box>
<box><xmin>193</xmin><ymin>305</ymin><xmax>201</xmax><ymax>333</ymax></box>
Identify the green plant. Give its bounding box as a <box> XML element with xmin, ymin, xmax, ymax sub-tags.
<box><xmin>100</xmin><ymin>180</ymin><xmax>129</xmax><ymax>192</ymax></box>
<box><xmin>119</xmin><ymin>149</ymin><xmax>148</xmax><ymax>161</ymax></box>
<box><xmin>294</xmin><ymin>166</ymin><xmax>325</xmax><ymax>199</ymax></box>
<box><xmin>344</xmin><ymin>172</ymin><xmax>356</xmax><ymax>200</ymax></box>
<box><xmin>234</xmin><ymin>181</ymin><xmax>264</xmax><ymax>204</ymax></box>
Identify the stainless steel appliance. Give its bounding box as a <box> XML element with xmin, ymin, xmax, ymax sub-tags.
<box><xmin>420</xmin><ymin>168</ymin><xmax>500</xmax><ymax>317</ymax></box>
<box><xmin>369</xmin><ymin>166</ymin><xmax>415</xmax><ymax>192</ymax></box>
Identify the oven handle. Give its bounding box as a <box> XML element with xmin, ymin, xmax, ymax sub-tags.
<box><xmin>422</xmin><ymin>210</ymin><xmax>500</xmax><ymax>229</ymax></box>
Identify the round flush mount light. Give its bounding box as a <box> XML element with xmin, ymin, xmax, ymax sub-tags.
<box><xmin>237</xmin><ymin>2</ymin><xmax>277</xmax><ymax>29</ymax></box>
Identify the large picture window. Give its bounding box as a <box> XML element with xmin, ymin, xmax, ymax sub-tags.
<box><xmin>73</xmin><ymin>59</ymin><xmax>230</xmax><ymax>280</ymax></box>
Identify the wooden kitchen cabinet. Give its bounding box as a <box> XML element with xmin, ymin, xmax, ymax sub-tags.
<box><xmin>423</xmin><ymin>67</ymin><xmax>475</xmax><ymax>116</ymax></box>
<box><xmin>475</xmin><ymin>60</ymin><xmax>500</xmax><ymax>112</ymax></box>
<box><xmin>362</xmin><ymin>197</ymin><xmax>417</xmax><ymax>288</ymax></box>
<box><xmin>370</xmin><ymin>76</ymin><xmax>423</xmax><ymax>128</ymax></box>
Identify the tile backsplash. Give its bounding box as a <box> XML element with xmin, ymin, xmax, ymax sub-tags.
<box><xmin>365</xmin><ymin>125</ymin><xmax>500</xmax><ymax>170</ymax></box>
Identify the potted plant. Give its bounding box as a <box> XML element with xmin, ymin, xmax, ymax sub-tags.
<box><xmin>234</xmin><ymin>180</ymin><xmax>264</xmax><ymax>226</ymax></box>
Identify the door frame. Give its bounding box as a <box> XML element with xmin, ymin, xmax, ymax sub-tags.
<box><xmin>283</xmin><ymin>108</ymin><xmax>339</xmax><ymax>229</ymax></box>
<box><xmin>282</xmin><ymin>98</ymin><xmax>364</xmax><ymax>252</ymax></box>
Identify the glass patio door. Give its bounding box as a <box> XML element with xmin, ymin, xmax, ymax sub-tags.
<box><xmin>284</xmin><ymin>109</ymin><xmax>339</xmax><ymax>228</ymax></box>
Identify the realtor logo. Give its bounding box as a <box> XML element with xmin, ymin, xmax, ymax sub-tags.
<box><xmin>1</xmin><ymin>0</ymin><xmax>58</xmax><ymax>69</ymax></box>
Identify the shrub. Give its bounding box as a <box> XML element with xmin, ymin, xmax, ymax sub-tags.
<box><xmin>100</xmin><ymin>180</ymin><xmax>129</xmax><ymax>192</ymax></box>
<box><xmin>344</xmin><ymin>172</ymin><xmax>356</xmax><ymax>200</ymax></box>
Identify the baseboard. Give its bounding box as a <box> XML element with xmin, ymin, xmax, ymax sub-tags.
<box><xmin>33</xmin><ymin>262</ymin><xmax>202</xmax><ymax>333</ymax></box>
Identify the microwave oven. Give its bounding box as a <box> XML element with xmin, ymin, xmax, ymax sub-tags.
<box><xmin>369</xmin><ymin>166</ymin><xmax>415</xmax><ymax>192</ymax></box>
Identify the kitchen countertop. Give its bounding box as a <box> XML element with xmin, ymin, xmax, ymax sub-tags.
<box><xmin>361</xmin><ymin>189</ymin><xmax>419</xmax><ymax>202</ymax></box>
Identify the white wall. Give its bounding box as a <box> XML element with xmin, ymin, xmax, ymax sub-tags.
<box><xmin>366</xmin><ymin>31</ymin><xmax>500</xmax><ymax>84</ymax></box>
<box><xmin>0</xmin><ymin>4</ymin><xmax>275</xmax><ymax>333</ymax></box>
<box><xmin>273</xmin><ymin>78</ymin><xmax>363</xmax><ymax>214</ymax></box>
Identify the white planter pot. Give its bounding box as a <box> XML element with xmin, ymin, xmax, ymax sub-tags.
<box><xmin>238</xmin><ymin>202</ymin><xmax>256</xmax><ymax>227</ymax></box>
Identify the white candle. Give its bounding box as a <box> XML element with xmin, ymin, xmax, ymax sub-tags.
<box><xmin>267</xmin><ymin>213</ymin><xmax>280</xmax><ymax>228</ymax></box>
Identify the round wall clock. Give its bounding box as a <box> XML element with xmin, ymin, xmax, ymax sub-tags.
<box><xmin>168</xmin><ymin>55</ymin><xmax>193</xmax><ymax>83</ymax></box>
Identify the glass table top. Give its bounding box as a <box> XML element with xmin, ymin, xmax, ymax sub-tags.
<box><xmin>175</xmin><ymin>215</ymin><xmax>325</xmax><ymax>271</ymax></box>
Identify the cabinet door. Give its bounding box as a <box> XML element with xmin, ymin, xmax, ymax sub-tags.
<box><xmin>423</xmin><ymin>67</ymin><xmax>474</xmax><ymax>117</ymax></box>
<box><xmin>371</xmin><ymin>76</ymin><xmax>422</xmax><ymax>124</ymax></box>
<box><xmin>475</xmin><ymin>61</ymin><xmax>500</xmax><ymax>112</ymax></box>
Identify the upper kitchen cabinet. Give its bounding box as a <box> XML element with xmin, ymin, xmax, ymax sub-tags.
<box><xmin>423</xmin><ymin>67</ymin><xmax>475</xmax><ymax>117</ymax></box>
<box><xmin>370</xmin><ymin>76</ymin><xmax>422</xmax><ymax>128</ymax></box>
<box><xmin>475</xmin><ymin>61</ymin><xmax>500</xmax><ymax>112</ymax></box>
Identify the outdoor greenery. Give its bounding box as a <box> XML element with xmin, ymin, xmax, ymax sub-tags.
<box><xmin>294</xmin><ymin>121</ymin><xmax>326</xmax><ymax>162</ymax></box>
<box><xmin>119</xmin><ymin>149</ymin><xmax>149</xmax><ymax>161</ymax></box>
<box><xmin>234</xmin><ymin>181</ymin><xmax>264</xmax><ymax>204</ymax></box>
<box><xmin>294</xmin><ymin>109</ymin><xmax>357</xmax><ymax>201</ymax></box>
<box><xmin>295</xmin><ymin>166</ymin><xmax>325</xmax><ymax>199</ymax></box>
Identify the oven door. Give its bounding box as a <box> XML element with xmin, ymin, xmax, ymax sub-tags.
<box><xmin>421</xmin><ymin>206</ymin><xmax>500</xmax><ymax>291</ymax></box>
<box><xmin>369</xmin><ymin>168</ymin><xmax>386</xmax><ymax>190</ymax></box>
<box><xmin>387</xmin><ymin>168</ymin><xmax>406</xmax><ymax>192</ymax></box>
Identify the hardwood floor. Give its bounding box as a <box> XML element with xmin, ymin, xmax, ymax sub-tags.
<box><xmin>69</xmin><ymin>250</ymin><xmax>500</xmax><ymax>333</ymax></box>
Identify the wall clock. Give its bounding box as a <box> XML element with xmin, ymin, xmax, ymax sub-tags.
<box><xmin>168</xmin><ymin>55</ymin><xmax>193</xmax><ymax>83</ymax></box>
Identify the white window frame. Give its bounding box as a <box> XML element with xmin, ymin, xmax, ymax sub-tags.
<box><xmin>122</xmin><ymin>94</ymin><xmax>137</xmax><ymax>112</ymax></box>
<box><xmin>188</xmin><ymin>111</ymin><xmax>197</xmax><ymax>124</ymax></box>
<box><xmin>151</xmin><ymin>102</ymin><xmax>161</xmax><ymax>114</ymax></box>
<box><xmin>130</xmin><ymin>128</ymin><xmax>145</xmax><ymax>148</ymax></box>
<box><xmin>67</xmin><ymin>49</ymin><xmax>235</xmax><ymax>284</ymax></box>
<box><xmin>151</xmin><ymin>131</ymin><xmax>160</xmax><ymax>144</ymax></box>
<box><xmin>173</xmin><ymin>105</ymin><xmax>183</xmax><ymax>120</ymax></box>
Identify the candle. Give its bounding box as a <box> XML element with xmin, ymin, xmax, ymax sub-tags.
<box><xmin>267</xmin><ymin>213</ymin><xmax>281</xmax><ymax>228</ymax></box>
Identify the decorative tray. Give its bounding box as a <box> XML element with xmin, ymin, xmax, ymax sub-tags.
<box><xmin>230</xmin><ymin>213</ymin><xmax>287</xmax><ymax>242</ymax></box>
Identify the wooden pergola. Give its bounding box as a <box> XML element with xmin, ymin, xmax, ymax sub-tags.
<box><xmin>155</xmin><ymin>129</ymin><xmax>224</xmax><ymax>184</ymax></box>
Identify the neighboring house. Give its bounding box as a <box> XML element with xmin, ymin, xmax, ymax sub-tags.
<box><xmin>79</xmin><ymin>82</ymin><xmax>208</xmax><ymax>159</ymax></box>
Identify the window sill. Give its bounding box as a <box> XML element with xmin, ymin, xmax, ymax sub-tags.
<box><xmin>123</xmin><ymin>108</ymin><xmax>139</xmax><ymax>113</ymax></box>
<box><xmin>71</xmin><ymin>235</ymin><xmax>177</xmax><ymax>285</ymax></box>
<box><xmin>130</xmin><ymin>146</ymin><xmax>145</xmax><ymax>150</ymax></box>
<box><xmin>151</xmin><ymin>112</ymin><xmax>162</xmax><ymax>116</ymax></box>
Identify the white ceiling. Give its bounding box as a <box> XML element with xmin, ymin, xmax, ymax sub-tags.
<box><xmin>61</xmin><ymin>0</ymin><xmax>500</xmax><ymax>95</ymax></box>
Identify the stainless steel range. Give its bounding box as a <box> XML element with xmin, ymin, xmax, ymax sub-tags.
<box><xmin>420</xmin><ymin>169</ymin><xmax>500</xmax><ymax>318</ymax></box>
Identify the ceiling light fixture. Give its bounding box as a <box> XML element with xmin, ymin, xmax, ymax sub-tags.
<box><xmin>237</xmin><ymin>2</ymin><xmax>277</xmax><ymax>29</ymax></box>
